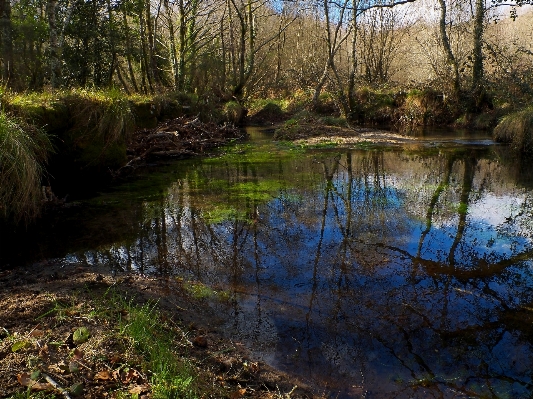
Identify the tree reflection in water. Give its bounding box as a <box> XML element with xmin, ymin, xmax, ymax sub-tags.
<box><xmin>62</xmin><ymin>143</ymin><xmax>533</xmax><ymax>398</ymax></box>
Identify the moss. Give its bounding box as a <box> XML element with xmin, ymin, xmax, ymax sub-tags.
<box><xmin>247</xmin><ymin>100</ymin><xmax>286</xmax><ymax>124</ymax></box>
<box><xmin>397</xmin><ymin>89</ymin><xmax>445</xmax><ymax>127</ymax></box>
<box><xmin>319</xmin><ymin>116</ymin><xmax>348</xmax><ymax>127</ymax></box>
<box><xmin>130</xmin><ymin>100</ymin><xmax>160</xmax><ymax>129</ymax></box>
<box><xmin>4</xmin><ymin>92</ymin><xmax>70</xmax><ymax>132</ymax></box>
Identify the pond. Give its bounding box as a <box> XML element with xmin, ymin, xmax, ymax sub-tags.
<box><xmin>4</xmin><ymin>127</ymin><xmax>533</xmax><ymax>398</ymax></box>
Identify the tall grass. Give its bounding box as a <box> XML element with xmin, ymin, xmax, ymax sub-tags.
<box><xmin>0</xmin><ymin>111</ymin><xmax>52</xmax><ymax>222</ymax></box>
<box><xmin>65</xmin><ymin>89</ymin><xmax>135</xmax><ymax>143</ymax></box>
<box><xmin>493</xmin><ymin>107</ymin><xmax>533</xmax><ymax>152</ymax></box>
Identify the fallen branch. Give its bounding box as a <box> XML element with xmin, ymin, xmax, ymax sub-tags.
<box><xmin>42</xmin><ymin>373</ymin><xmax>72</xmax><ymax>399</ymax></box>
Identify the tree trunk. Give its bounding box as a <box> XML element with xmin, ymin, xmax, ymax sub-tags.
<box><xmin>471</xmin><ymin>0</ymin><xmax>486</xmax><ymax>111</ymax></box>
<box><xmin>177</xmin><ymin>0</ymin><xmax>186</xmax><ymax>91</ymax></box>
<box><xmin>47</xmin><ymin>0</ymin><xmax>61</xmax><ymax>88</ymax></box>
<box><xmin>0</xmin><ymin>0</ymin><xmax>14</xmax><ymax>85</ymax></box>
<box><xmin>122</xmin><ymin>10</ymin><xmax>139</xmax><ymax>92</ymax></box>
<box><xmin>438</xmin><ymin>0</ymin><xmax>460</xmax><ymax>99</ymax></box>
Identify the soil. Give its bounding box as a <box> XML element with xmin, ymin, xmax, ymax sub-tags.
<box><xmin>274</xmin><ymin>121</ymin><xmax>417</xmax><ymax>147</ymax></box>
<box><xmin>0</xmin><ymin>263</ymin><xmax>322</xmax><ymax>399</ymax></box>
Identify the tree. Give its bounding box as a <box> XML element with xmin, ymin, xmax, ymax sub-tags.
<box><xmin>0</xmin><ymin>0</ymin><xmax>14</xmax><ymax>85</ymax></box>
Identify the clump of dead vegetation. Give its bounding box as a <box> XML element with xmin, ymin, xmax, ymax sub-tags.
<box><xmin>117</xmin><ymin>116</ymin><xmax>246</xmax><ymax>175</ymax></box>
<box><xmin>493</xmin><ymin>107</ymin><xmax>533</xmax><ymax>152</ymax></box>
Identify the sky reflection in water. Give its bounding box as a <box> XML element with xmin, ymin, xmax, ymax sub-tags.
<box><xmin>59</xmin><ymin>132</ymin><xmax>533</xmax><ymax>398</ymax></box>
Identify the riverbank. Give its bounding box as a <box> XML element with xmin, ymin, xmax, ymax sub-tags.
<box><xmin>0</xmin><ymin>262</ymin><xmax>321</xmax><ymax>398</ymax></box>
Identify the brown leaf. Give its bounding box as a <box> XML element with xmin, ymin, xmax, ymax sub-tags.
<box><xmin>193</xmin><ymin>335</ymin><xmax>208</xmax><ymax>348</ymax></box>
<box><xmin>228</xmin><ymin>388</ymin><xmax>247</xmax><ymax>399</ymax></box>
<box><xmin>48</xmin><ymin>362</ymin><xmax>69</xmax><ymax>374</ymax></box>
<box><xmin>30</xmin><ymin>329</ymin><xmax>44</xmax><ymax>338</ymax></box>
<box><xmin>129</xmin><ymin>384</ymin><xmax>150</xmax><ymax>394</ymax></box>
<box><xmin>72</xmin><ymin>348</ymin><xmax>84</xmax><ymax>360</ymax></box>
<box><xmin>39</xmin><ymin>344</ymin><xmax>49</xmax><ymax>360</ymax></box>
<box><xmin>122</xmin><ymin>369</ymin><xmax>140</xmax><ymax>384</ymax></box>
<box><xmin>94</xmin><ymin>370</ymin><xmax>113</xmax><ymax>380</ymax></box>
<box><xmin>17</xmin><ymin>373</ymin><xmax>52</xmax><ymax>391</ymax></box>
<box><xmin>109</xmin><ymin>354</ymin><xmax>121</xmax><ymax>364</ymax></box>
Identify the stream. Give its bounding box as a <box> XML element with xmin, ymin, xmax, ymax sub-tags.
<box><xmin>3</xmin><ymin>127</ymin><xmax>533</xmax><ymax>398</ymax></box>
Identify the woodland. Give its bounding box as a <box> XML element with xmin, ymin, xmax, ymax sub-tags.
<box><xmin>2</xmin><ymin>2</ymin><xmax>533</xmax><ymax>398</ymax></box>
<box><xmin>1</xmin><ymin>0</ymin><xmax>533</xmax><ymax>218</ymax></box>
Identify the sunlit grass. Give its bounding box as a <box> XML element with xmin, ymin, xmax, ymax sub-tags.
<box><xmin>0</xmin><ymin>111</ymin><xmax>52</xmax><ymax>222</ymax></box>
<box><xmin>64</xmin><ymin>88</ymin><xmax>135</xmax><ymax>143</ymax></box>
<box><xmin>117</xmin><ymin>299</ymin><xmax>197</xmax><ymax>399</ymax></box>
<box><xmin>494</xmin><ymin>106</ymin><xmax>533</xmax><ymax>152</ymax></box>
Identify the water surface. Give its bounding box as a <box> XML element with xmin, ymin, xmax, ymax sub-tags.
<box><xmin>6</xmin><ymin>128</ymin><xmax>533</xmax><ymax>398</ymax></box>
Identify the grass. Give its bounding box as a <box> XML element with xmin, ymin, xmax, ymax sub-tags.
<box><xmin>118</xmin><ymin>298</ymin><xmax>197</xmax><ymax>399</ymax></box>
<box><xmin>64</xmin><ymin>88</ymin><xmax>135</xmax><ymax>144</ymax></box>
<box><xmin>0</xmin><ymin>111</ymin><xmax>52</xmax><ymax>222</ymax></box>
<box><xmin>3</xmin><ymin>289</ymin><xmax>202</xmax><ymax>399</ymax></box>
<box><xmin>493</xmin><ymin>107</ymin><xmax>533</xmax><ymax>152</ymax></box>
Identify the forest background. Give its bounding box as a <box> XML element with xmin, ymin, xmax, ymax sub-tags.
<box><xmin>1</xmin><ymin>0</ymin><xmax>533</xmax><ymax>221</ymax></box>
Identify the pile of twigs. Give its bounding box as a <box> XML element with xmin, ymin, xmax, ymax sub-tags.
<box><xmin>117</xmin><ymin>116</ymin><xmax>246</xmax><ymax>175</ymax></box>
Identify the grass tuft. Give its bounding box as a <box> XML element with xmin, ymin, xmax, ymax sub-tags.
<box><xmin>0</xmin><ymin>111</ymin><xmax>52</xmax><ymax>222</ymax></box>
<box><xmin>65</xmin><ymin>89</ymin><xmax>134</xmax><ymax>144</ymax></box>
<box><xmin>493</xmin><ymin>107</ymin><xmax>533</xmax><ymax>152</ymax></box>
<box><xmin>117</xmin><ymin>298</ymin><xmax>197</xmax><ymax>399</ymax></box>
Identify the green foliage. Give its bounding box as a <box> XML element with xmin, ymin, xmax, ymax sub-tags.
<box><xmin>222</xmin><ymin>101</ymin><xmax>246</xmax><ymax>124</ymax></box>
<box><xmin>118</xmin><ymin>299</ymin><xmax>197</xmax><ymax>399</ymax></box>
<box><xmin>319</xmin><ymin>116</ymin><xmax>348</xmax><ymax>127</ymax></box>
<box><xmin>493</xmin><ymin>107</ymin><xmax>533</xmax><ymax>152</ymax></box>
<box><xmin>72</xmin><ymin>327</ymin><xmax>91</xmax><ymax>344</ymax></box>
<box><xmin>0</xmin><ymin>111</ymin><xmax>52</xmax><ymax>222</ymax></box>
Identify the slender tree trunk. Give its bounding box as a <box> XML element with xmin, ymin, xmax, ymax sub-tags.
<box><xmin>164</xmin><ymin>0</ymin><xmax>179</xmax><ymax>89</ymax></box>
<box><xmin>47</xmin><ymin>0</ymin><xmax>61</xmax><ymax>88</ymax></box>
<box><xmin>0</xmin><ymin>0</ymin><xmax>14</xmax><ymax>85</ymax></box>
<box><xmin>145</xmin><ymin>0</ymin><xmax>159</xmax><ymax>86</ymax></box>
<box><xmin>122</xmin><ymin>10</ymin><xmax>139</xmax><ymax>92</ymax></box>
<box><xmin>177</xmin><ymin>0</ymin><xmax>187</xmax><ymax>91</ymax></box>
<box><xmin>139</xmin><ymin>6</ymin><xmax>153</xmax><ymax>93</ymax></box>
<box><xmin>438</xmin><ymin>0</ymin><xmax>460</xmax><ymax>98</ymax></box>
<box><xmin>347</xmin><ymin>0</ymin><xmax>360</xmax><ymax>120</ymax></box>
<box><xmin>185</xmin><ymin>0</ymin><xmax>199</xmax><ymax>90</ymax></box>
<box><xmin>106</xmin><ymin>0</ymin><xmax>116</xmax><ymax>86</ymax></box>
<box><xmin>471</xmin><ymin>0</ymin><xmax>486</xmax><ymax>110</ymax></box>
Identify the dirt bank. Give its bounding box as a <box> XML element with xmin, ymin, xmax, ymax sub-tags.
<box><xmin>0</xmin><ymin>263</ymin><xmax>323</xmax><ymax>399</ymax></box>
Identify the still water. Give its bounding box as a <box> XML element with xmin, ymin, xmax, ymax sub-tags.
<box><xmin>9</xmin><ymin>128</ymin><xmax>533</xmax><ymax>397</ymax></box>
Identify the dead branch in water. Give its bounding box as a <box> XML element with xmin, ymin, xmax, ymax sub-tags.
<box><xmin>115</xmin><ymin>116</ymin><xmax>246</xmax><ymax>176</ymax></box>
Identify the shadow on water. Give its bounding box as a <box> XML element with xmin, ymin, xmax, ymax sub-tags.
<box><xmin>3</xmin><ymin>127</ymin><xmax>533</xmax><ymax>398</ymax></box>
